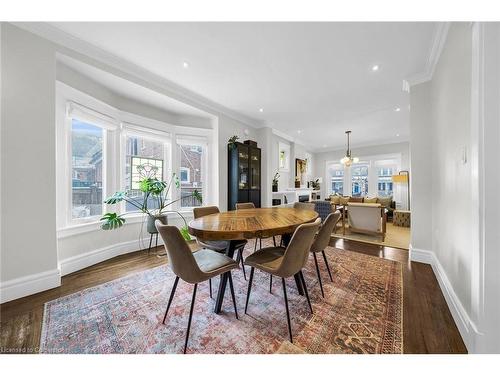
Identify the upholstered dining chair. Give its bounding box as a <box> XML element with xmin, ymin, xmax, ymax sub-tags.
<box><xmin>244</xmin><ymin>218</ymin><xmax>321</xmax><ymax>343</ymax></box>
<box><xmin>193</xmin><ymin>206</ymin><xmax>248</xmax><ymax>281</ymax></box>
<box><xmin>156</xmin><ymin>223</ymin><xmax>239</xmax><ymax>354</ymax></box>
<box><xmin>313</xmin><ymin>200</ymin><xmax>333</xmax><ymax>222</ymax></box>
<box><xmin>309</xmin><ymin>212</ymin><xmax>341</xmax><ymax>298</ymax></box>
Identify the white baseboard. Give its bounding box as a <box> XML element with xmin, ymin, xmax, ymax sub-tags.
<box><xmin>59</xmin><ymin>237</ymin><xmax>163</xmax><ymax>276</ymax></box>
<box><xmin>0</xmin><ymin>268</ymin><xmax>61</xmax><ymax>304</ymax></box>
<box><xmin>409</xmin><ymin>245</ymin><xmax>477</xmax><ymax>352</ymax></box>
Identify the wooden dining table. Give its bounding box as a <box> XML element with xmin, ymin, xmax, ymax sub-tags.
<box><xmin>188</xmin><ymin>207</ymin><xmax>319</xmax><ymax>314</ymax></box>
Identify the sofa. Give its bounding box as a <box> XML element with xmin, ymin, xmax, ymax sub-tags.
<box><xmin>326</xmin><ymin>195</ymin><xmax>396</xmax><ymax>220</ymax></box>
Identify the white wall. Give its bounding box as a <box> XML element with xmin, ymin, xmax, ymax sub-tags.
<box><xmin>313</xmin><ymin>141</ymin><xmax>410</xmax><ymax>204</ymax></box>
<box><xmin>409</xmin><ymin>83</ymin><xmax>433</xmax><ymax>252</ymax></box>
<box><xmin>1</xmin><ymin>24</ymin><xmax>59</xmax><ymax>294</ymax></box>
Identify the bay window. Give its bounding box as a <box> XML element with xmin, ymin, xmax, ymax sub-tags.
<box><xmin>71</xmin><ymin>119</ymin><xmax>105</xmax><ymax>219</ymax></box>
<box><xmin>177</xmin><ymin>138</ymin><xmax>206</xmax><ymax>208</ymax></box>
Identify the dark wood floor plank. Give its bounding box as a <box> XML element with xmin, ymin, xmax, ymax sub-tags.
<box><xmin>0</xmin><ymin>239</ymin><xmax>467</xmax><ymax>354</ymax></box>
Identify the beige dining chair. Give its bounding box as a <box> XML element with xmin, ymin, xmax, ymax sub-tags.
<box><xmin>193</xmin><ymin>206</ymin><xmax>248</xmax><ymax>282</ymax></box>
<box><xmin>156</xmin><ymin>223</ymin><xmax>239</xmax><ymax>354</ymax></box>
<box><xmin>309</xmin><ymin>212</ymin><xmax>341</xmax><ymax>298</ymax></box>
<box><xmin>244</xmin><ymin>218</ymin><xmax>321</xmax><ymax>343</ymax></box>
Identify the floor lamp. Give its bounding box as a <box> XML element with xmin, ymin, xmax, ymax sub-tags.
<box><xmin>392</xmin><ymin>171</ymin><xmax>410</xmax><ymax>210</ymax></box>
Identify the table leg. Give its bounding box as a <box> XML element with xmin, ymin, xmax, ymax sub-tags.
<box><xmin>214</xmin><ymin>240</ymin><xmax>237</xmax><ymax>314</ymax></box>
<box><xmin>281</xmin><ymin>233</ymin><xmax>304</xmax><ymax>296</ymax></box>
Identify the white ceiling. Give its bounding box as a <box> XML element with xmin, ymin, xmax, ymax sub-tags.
<box><xmin>50</xmin><ymin>22</ymin><xmax>437</xmax><ymax>151</ymax></box>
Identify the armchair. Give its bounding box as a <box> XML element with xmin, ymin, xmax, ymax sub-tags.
<box><xmin>346</xmin><ymin>203</ymin><xmax>387</xmax><ymax>241</ymax></box>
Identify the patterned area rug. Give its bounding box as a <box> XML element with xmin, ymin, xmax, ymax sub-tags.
<box><xmin>40</xmin><ymin>241</ymin><xmax>403</xmax><ymax>354</ymax></box>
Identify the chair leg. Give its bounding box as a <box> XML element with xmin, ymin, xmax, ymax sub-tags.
<box><xmin>259</xmin><ymin>238</ymin><xmax>262</xmax><ymax>249</ymax></box>
<box><xmin>254</xmin><ymin>238</ymin><xmax>258</xmax><ymax>252</ymax></box>
<box><xmin>281</xmin><ymin>277</ymin><xmax>293</xmax><ymax>343</ymax></box>
<box><xmin>227</xmin><ymin>271</ymin><xmax>239</xmax><ymax>319</ymax></box>
<box><xmin>244</xmin><ymin>267</ymin><xmax>255</xmax><ymax>314</ymax></box>
<box><xmin>238</xmin><ymin>248</ymin><xmax>247</xmax><ymax>280</ymax></box>
<box><xmin>322</xmin><ymin>251</ymin><xmax>333</xmax><ymax>282</ymax></box>
<box><xmin>209</xmin><ymin>278</ymin><xmax>212</xmax><ymax>299</ymax></box>
<box><xmin>184</xmin><ymin>283</ymin><xmax>198</xmax><ymax>354</ymax></box>
<box><xmin>148</xmin><ymin>233</ymin><xmax>153</xmax><ymax>254</ymax></box>
<box><xmin>273</xmin><ymin>236</ymin><xmax>276</xmax><ymax>247</ymax></box>
<box><xmin>163</xmin><ymin>276</ymin><xmax>179</xmax><ymax>324</ymax></box>
<box><xmin>155</xmin><ymin>233</ymin><xmax>159</xmax><ymax>249</ymax></box>
<box><xmin>299</xmin><ymin>271</ymin><xmax>313</xmax><ymax>314</ymax></box>
<box><xmin>313</xmin><ymin>253</ymin><xmax>324</xmax><ymax>298</ymax></box>
<box><xmin>269</xmin><ymin>274</ymin><xmax>273</xmax><ymax>293</ymax></box>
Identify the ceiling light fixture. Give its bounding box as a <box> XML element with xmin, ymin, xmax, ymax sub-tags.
<box><xmin>297</xmin><ymin>130</ymin><xmax>302</xmax><ymax>134</ymax></box>
<box><xmin>259</xmin><ymin>108</ymin><xmax>264</xmax><ymax>113</ymax></box>
<box><xmin>394</xmin><ymin>107</ymin><xmax>401</xmax><ymax>112</ymax></box>
<box><xmin>182</xmin><ymin>61</ymin><xmax>189</xmax><ymax>69</ymax></box>
<box><xmin>372</xmin><ymin>64</ymin><xmax>379</xmax><ymax>71</ymax></box>
<box><xmin>340</xmin><ymin>130</ymin><xmax>359</xmax><ymax>167</ymax></box>
<box><xmin>396</xmin><ymin>134</ymin><xmax>400</xmax><ymax>137</ymax></box>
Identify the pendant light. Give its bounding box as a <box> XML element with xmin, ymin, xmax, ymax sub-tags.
<box><xmin>340</xmin><ymin>130</ymin><xmax>359</xmax><ymax>167</ymax></box>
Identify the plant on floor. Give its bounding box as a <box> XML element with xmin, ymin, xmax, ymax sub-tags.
<box><xmin>100</xmin><ymin>168</ymin><xmax>202</xmax><ymax>240</ymax></box>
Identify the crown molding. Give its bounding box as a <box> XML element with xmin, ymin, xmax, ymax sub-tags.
<box><xmin>404</xmin><ymin>22</ymin><xmax>450</xmax><ymax>88</ymax></box>
<box><xmin>10</xmin><ymin>22</ymin><xmax>263</xmax><ymax>129</ymax></box>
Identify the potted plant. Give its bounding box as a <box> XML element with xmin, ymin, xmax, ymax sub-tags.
<box><xmin>309</xmin><ymin>178</ymin><xmax>320</xmax><ymax>190</ymax></box>
<box><xmin>228</xmin><ymin>135</ymin><xmax>239</xmax><ymax>150</ymax></box>
<box><xmin>272</xmin><ymin>172</ymin><xmax>280</xmax><ymax>192</ymax></box>
<box><xmin>100</xmin><ymin>170</ymin><xmax>202</xmax><ymax>241</ymax></box>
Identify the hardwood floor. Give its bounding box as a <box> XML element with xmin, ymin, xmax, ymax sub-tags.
<box><xmin>0</xmin><ymin>239</ymin><xmax>467</xmax><ymax>354</ymax></box>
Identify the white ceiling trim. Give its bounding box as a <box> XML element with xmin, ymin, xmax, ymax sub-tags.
<box><xmin>11</xmin><ymin>22</ymin><xmax>264</xmax><ymax>129</ymax></box>
<box><xmin>404</xmin><ymin>22</ymin><xmax>450</xmax><ymax>87</ymax></box>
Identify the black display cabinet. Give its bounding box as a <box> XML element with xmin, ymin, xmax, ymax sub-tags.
<box><xmin>228</xmin><ymin>141</ymin><xmax>261</xmax><ymax>211</ymax></box>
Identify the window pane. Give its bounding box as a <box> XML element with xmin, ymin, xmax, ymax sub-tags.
<box><xmin>327</xmin><ymin>164</ymin><xmax>344</xmax><ymax>195</ymax></box>
<box><xmin>351</xmin><ymin>163</ymin><xmax>369</xmax><ymax>196</ymax></box>
<box><xmin>71</xmin><ymin>119</ymin><xmax>103</xmax><ymax>219</ymax></box>
<box><xmin>377</xmin><ymin>165</ymin><xmax>395</xmax><ymax>197</ymax></box>
<box><xmin>179</xmin><ymin>143</ymin><xmax>203</xmax><ymax>207</ymax></box>
<box><xmin>125</xmin><ymin>136</ymin><xmax>164</xmax><ymax>212</ymax></box>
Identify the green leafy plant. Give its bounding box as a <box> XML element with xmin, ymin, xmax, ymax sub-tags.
<box><xmin>228</xmin><ymin>135</ymin><xmax>239</xmax><ymax>150</ymax></box>
<box><xmin>272</xmin><ymin>172</ymin><xmax>280</xmax><ymax>186</ymax></box>
<box><xmin>100</xmin><ymin>172</ymin><xmax>202</xmax><ymax>240</ymax></box>
<box><xmin>309</xmin><ymin>178</ymin><xmax>320</xmax><ymax>190</ymax></box>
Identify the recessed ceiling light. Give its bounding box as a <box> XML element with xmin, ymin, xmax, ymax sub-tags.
<box><xmin>297</xmin><ymin>130</ymin><xmax>302</xmax><ymax>134</ymax></box>
<box><xmin>394</xmin><ymin>107</ymin><xmax>401</xmax><ymax>112</ymax></box>
<box><xmin>182</xmin><ymin>61</ymin><xmax>189</xmax><ymax>69</ymax></box>
<box><xmin>259</xmin><ymin>108</ymin><xmax>264</xmax><ymax>113</ymax></box>
<box><xmin>396</xmin><ymin>134</ymin><xmax>400</xmax><ymax>137</ymax></box>
<box><xmin>372</xmin><ymin>64</ymin><xmax>379</xmax><ymax>71</ymax></box>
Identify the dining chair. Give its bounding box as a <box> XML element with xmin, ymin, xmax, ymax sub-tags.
<box><xmin>309</xmin><ymin>212</ymin><xmax>341</xmax><ymax>298</ymax></box>
<box><xmin>243</xmin><ymin>218</ymin><xmax>321</xmax><ymax>343</ymax></box>
<box><xmin>193</xmin><ymin>206</ymin><xmax>248</xmax><ymax>281</ymax></box>
<box><xmin>156</xmin><ymin>223</ymin><xmax>239</xmax><ymax>354</ymax></box>
<box><xmin>293</xmin><ymin>202</ymin><xmax>315</xmax><ymax>210</ymax></box>
<box><xmin>313</xmin><ymin>200</ymin><xmax>333</xmax><ymax>222</ymax></box>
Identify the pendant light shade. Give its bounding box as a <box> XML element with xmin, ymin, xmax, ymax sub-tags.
<box><xmin>340</xmin><ymin>130</ymin><xmax>359</xmax><ymax>167</ymax></box>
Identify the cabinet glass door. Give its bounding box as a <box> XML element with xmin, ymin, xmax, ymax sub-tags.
<box><xmin>250</xmin><ymin>148</ymin><xmax>260</xmax><ymax>189</ymax></box>
<box><xmin>238</xmin><ymin>146</ymin><xmax>249</xmax><ymax>190</ymax></box>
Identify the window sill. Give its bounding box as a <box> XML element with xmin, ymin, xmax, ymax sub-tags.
<box><xmin>57</xmin><ymin>210</ymin><xmax>194</xmax><ymax>239</ymax></box>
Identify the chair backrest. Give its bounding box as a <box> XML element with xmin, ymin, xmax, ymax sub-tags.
<box><xmin>156</xmin><ymin>223</ymin><xmax>202</xmax><ymax>284</ymax></box>
<box><xmin>277</xmin><ymin>218</ymin><xmax>321</xmax><ymax>278</ymax></box>
<box><xmin>193</xmin><ymin>205</ymin><xmax>220</xmax><ymax>219</ymax></box>
<box><xmin>310</xmin><ymin>212</ymin><xmax>341</xmax><ymax>253</ymax></box>
<box><xmin>313</xmin><ymin>200</ymin><xmax>333</xmax><ymax>222</ymax></box>
<box><xmin>347</xmin><ymin>203</ymin><xmax>382</xmax><ymax>232</ymax></box>
<box><xmin>293</xmin><ymin>202</ymin><xmax>315</xmax><ymax>211</ymax></box>
<box><xmin>235</xmin><ymin>202</ymin><xmax>255</xmax><ymax>210</ymax></box>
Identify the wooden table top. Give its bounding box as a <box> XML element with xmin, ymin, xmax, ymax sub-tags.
<box><xmin>188</xmin><ymin>207</ymin><xmax>319</xmax><ymax>241</ymax></box>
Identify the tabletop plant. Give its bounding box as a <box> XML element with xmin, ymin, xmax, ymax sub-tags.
<box><xmin>100</xmin><ymin>164</ymin><xmax>202</xmax><ymax>240</ymax></box>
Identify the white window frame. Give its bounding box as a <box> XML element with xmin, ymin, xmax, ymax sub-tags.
<box><xmin>56</xmin><ymin>82</ymin><xmax>214</xmax><ymax>233</ymax></box>
<box><xmin>176</xmin><ymin>135</ymin><xmax>209</xmax><ymax>209</ymax></box>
